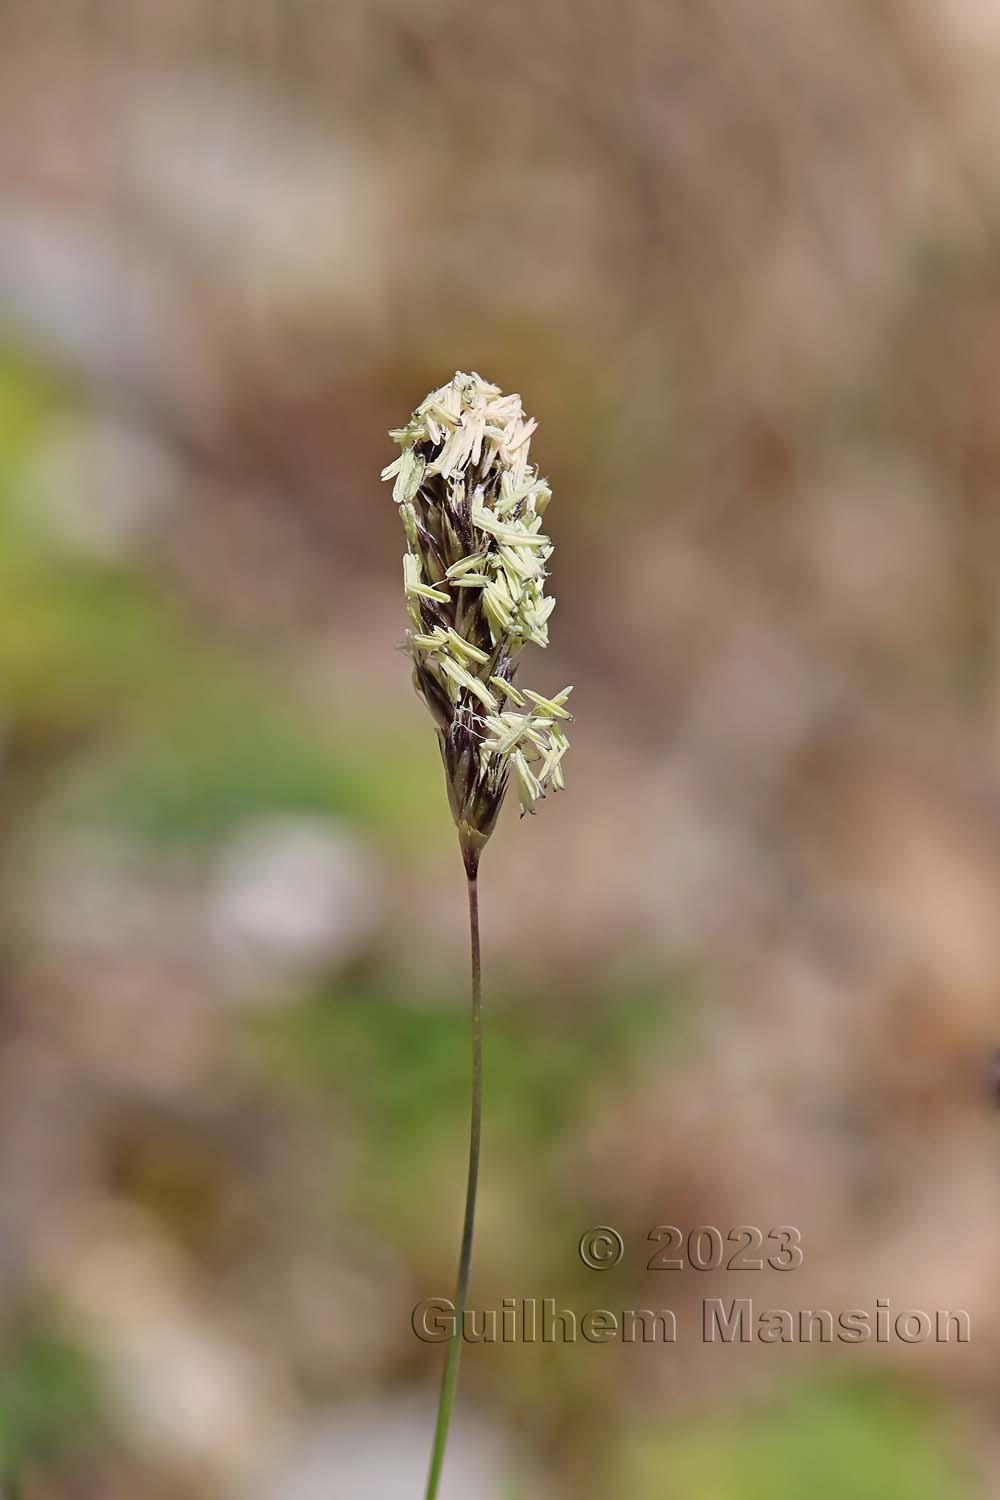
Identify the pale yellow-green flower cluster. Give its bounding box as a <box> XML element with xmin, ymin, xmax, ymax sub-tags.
<box><xmin>383</xmin><ymin>373</ymin><xmax>571</xmax><ymax>853</ymax></box>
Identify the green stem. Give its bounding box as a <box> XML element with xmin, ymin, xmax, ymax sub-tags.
<box><xmin>423</xmin><ymin>863</ymin><xmax>483</xmax><ymax>1500</ymax></box>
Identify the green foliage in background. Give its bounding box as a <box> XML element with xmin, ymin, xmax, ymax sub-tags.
<box><xmin>0</xmin><ymin>1318</ymin><xmax>102</xmax><ymax>1474</ymax></box>
<box><xmin>0</xmin><ymin>341</ymin><xmax>433</xmax><ymax>850</ymax></box>
<box><xmin>615</xmin><ymin>1378</ymin><xmax>968</xmax><ymax>1500</ymax></box>
<box><xmin>255</xmin><ymin>968</ymin><xmax>687</xmax><ymax>1204</ymax></box>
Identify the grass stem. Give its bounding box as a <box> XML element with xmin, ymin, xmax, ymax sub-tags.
<box><xmin>423</xmin><ymin>866</ymin><xmax>482</xmax><ymax>1500</ymax></box>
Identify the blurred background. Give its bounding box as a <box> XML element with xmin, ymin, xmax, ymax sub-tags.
<box><xmin>1</xmin><ymin>1</ymin><xmax>999</xmax><ymax>1495</ymax></box>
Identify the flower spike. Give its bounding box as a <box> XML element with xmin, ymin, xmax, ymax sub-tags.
<box><xmin>384</xmin><ymin>372</ymin><xmax>571</xmax><ymax>869</ymax></box>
